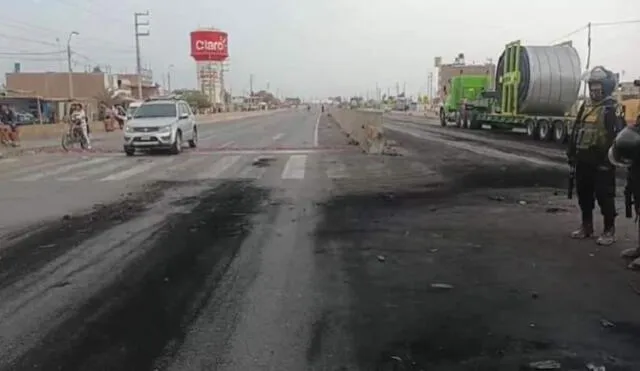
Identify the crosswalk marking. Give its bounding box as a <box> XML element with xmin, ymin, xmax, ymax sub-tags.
<box><xmin>100</xmin><ymin>159</ymin><xmax>172</xmax><ymax>181</ymax></box>
<box><xmin>0</xmin><ymin>153</ymin><xmax>439</xmax><ymax>183</ymax></box>
<box><xmin>58</xmin><ymin>160</ymin><xmax>128</xmax><ymax>181</ymax></box>
<box><xmin>281</xmin><ymin>155</ymin><xmax>306</xmax><ymax>179</ymax></box>
<box><xmin>6</xmin><ymin>158</ymin><xmax>74</xmax><ymax>177</ymax></box>
<box><xmin>196</xmin><ymin>155</ymin><xmax>242</xmax><ymax>179</ymax></box>
<box><xmin>149</xmin><ymin>157</ymin><xmax>207</xmax><ymax>180</ymax></box>
<box><xmin>15</xmin><ymin>158</ymin><xmax>110</xmax><ymax>181</ymax></box>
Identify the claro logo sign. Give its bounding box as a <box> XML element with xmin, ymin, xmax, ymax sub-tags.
<box><xmin>190</xmin><ymin>31</ymin><xmax>229</xmax><ymax>61</ymax></box>
<box><xmin>195</xmin><ymin>38</ymin><xmax>226</xmax><ymax>52</ymax></box>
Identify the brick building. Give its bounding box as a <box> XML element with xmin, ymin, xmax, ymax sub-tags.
<box><xmin>5</xmin><ymin>71</ymin><xmax>160</xmax><ymax>120</ymax></box>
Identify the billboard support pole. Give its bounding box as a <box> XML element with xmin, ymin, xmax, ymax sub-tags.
<box><xmin>134</xmin><ymin>11</ymin><xmax>150</xmax><ymax>99</ymax></box>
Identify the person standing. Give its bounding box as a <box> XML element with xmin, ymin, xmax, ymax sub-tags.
<box><xmin>567</xmin><ymin>66</ymin><xmax>624</xmax><ymax>245</ymax></box>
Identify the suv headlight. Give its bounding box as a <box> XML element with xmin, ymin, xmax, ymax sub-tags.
<box><xmin>158</xmin><ymin>125</ymin><xmax>172</xmax><ymax>133</ymax></box>
<box><xmin>124</xmin><ymin>125</ymin><xmax>134</xmax><ymax>133</ymax></box>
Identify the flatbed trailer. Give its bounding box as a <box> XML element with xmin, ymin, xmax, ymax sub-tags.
<box><xmin>462</xmin><ymin>40</ymin><xmax>580</xmax><ymax>144</ymax></box>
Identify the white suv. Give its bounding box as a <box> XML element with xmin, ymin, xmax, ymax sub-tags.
<box><xmin>123</xmin><ymin>96</ymin><xmax>198</xmax><ymax>156</ymax></box>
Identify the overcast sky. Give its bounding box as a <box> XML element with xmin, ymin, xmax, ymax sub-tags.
<box><xmin>2</xmin><ymin>0</ymin><xmax>639</xmax><ymax>99</ymax></box>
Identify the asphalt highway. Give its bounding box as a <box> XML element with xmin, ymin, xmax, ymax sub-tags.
<box><xmin>2</xmin><ymin>108</ymin><xmax>640</xmax><ymax>370</ymax></box>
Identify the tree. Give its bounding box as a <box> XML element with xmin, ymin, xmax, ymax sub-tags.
<box><xmin>92</xmin><ymin>65</ymin><xmax>102</xmax><ymax>73</ymax></box>
<box><xmin>174</xmin><ymin>89</ymin><xmax>212</xmax><ymax>110</ymax></box>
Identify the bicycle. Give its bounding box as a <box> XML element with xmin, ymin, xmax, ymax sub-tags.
<box><xmin>61</xmin><ymin>120</ymin><xmax>89</xmax><ymax>151</ymax></box>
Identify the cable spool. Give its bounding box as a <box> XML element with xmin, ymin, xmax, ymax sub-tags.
<box><xmin>496</xmin><ymin>44</ymin><xmax>581</xmax><ymax>116</ymax></box>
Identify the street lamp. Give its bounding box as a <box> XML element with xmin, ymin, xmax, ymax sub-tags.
<box><xmin>66</xmin><ymin>31</ymin><xmax>79</xmax><ymax>99</ymax></box>
<box><xmin>167</xmin><ymin>64</ymin><xmax>174</xmax><ymax>93</ymax></box>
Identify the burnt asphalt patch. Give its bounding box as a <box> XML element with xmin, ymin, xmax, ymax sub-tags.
<box><xmin>7</xmin><ymin>180</ymin><xmax>270</xmax><ymax>371</ymax></box>
<box><xmin>0</xmin><ymin>183</ymin><xmax>170</xmax><ymax>291</ymax></box>
<box><xmin>314</xmin><ymin>185</ymin><xmax>640</xmax><ymax>370</ymax></box>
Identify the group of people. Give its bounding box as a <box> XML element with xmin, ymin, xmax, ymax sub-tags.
<box><xmin>569</xmin><ymin>65</ymin><xmax>640</xmax><ymax>270</ymax></box>
<box><xmin>0</xmin><ymin>105</ymin><xmax>20</xmax><ymax>147</ymax></box>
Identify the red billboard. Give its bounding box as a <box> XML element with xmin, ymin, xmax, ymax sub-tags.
<box><xmin>190</xmin><ymin>30</ymin><xmax>228</xmax><ymax>62</ymax></box>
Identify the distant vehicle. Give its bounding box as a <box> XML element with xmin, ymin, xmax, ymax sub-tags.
<box><xmin>16</xmin><ymin>112</ymin><xmax>36</xmax><ymax>125</ymax></box>
<box><xmin>123</xmin><ymin>96</ymin><xmax>197</xmax><ymax>156</ymax></box>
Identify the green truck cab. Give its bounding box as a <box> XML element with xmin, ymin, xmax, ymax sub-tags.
<box><xmin>439</xmin><ymin>75</ymin><xmax>491</xmax><ymax>128</ymax></box>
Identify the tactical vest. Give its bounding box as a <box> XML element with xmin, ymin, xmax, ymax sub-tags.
<box><xmin>576</xmin><ymin>104</ymin><xmax>609</xmax><ymax>152</ymax></box>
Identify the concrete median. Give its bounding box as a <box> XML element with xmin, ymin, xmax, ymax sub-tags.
<box><xmin>329</xmin><ymin>108</ymin><xmax>387</xmax><ymax>154</ymax></box>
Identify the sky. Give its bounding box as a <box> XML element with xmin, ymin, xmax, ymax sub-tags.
<box><xmin>1</xmin><ymin>0</ymin><xmax>639</xmax><ymax>99</ymax></box>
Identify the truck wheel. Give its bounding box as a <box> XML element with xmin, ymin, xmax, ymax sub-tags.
<box><xmin>552</xmin><ymin>120</ymin><xmax>566</xmax><ymax>143</ymax></box>
<box><xmin>537</xmin><ymin>119</ymin><xmax>553</xmax><ymax>141</ymax></box>
<box><xmin>525</xmin><ymin>119</ymin><xmax>539</xmax><ymax>140</ymax></box>
<box><xmin>439</xmin><ymin>109</ymin><xmax>446</xmax><ymax>127</ymax></box>
<box><xmin>469</xmin><ymin>112</ymin><xmax>481</xmax><ymax>130</ymax></box>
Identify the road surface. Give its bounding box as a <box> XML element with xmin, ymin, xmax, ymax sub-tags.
<box><xmin>1</xmin><ymin>108</ymin><xmax>640</xmax><ymax>370</ymax></box>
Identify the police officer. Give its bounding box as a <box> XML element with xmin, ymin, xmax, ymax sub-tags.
<box><xmin>608</xmin><ymin>80</ymin><xmax>640</xmax><ymax>269</ymax></box>
<box><xmin>568</xmin><ymin>66</ymin><xmax>623</xmax><ymax>245</ymax></box>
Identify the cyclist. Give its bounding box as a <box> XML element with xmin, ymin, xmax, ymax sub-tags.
<box><xmin>69</xmin><ymin>103</ymin><xmax>91</xmax><ymax>149</ymax></box>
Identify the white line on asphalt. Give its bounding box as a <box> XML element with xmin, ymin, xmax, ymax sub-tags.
<box><xmin>15</xmin><ymin>157</ymin><xmax>110</xmax><ymax>181</ymax></box>
<box><xmin>272</xmin><ymin>133</ymin><xmax>284</xmax><ymax>141</ymax></box>
<box><xmin>100</xmin><ymin>159</ymin><xmax>172</xmax><ymax>181</ymax></box>
<box><xmin>220</xmin><ymin>141</ymin><xmax>235</xmax><ymax>148</ymax></box>
<box><xmin>313</xmin><ymin>114</ymin><xmax>320</xmax><ymax>147</ymax></box>
<box><xmin>58</xmin><ymin>160</ymin><xmax>128</xmax><ymax>181</ymax></box>
<box><xmin>195</xmin><ymin>149</ymin><xmax>339</xmax><ymax>155</ymax></box>
<box><xmin>7</xmin><ymin>158</ymin><xmax>76</xmax><ymax>177</ymax></box>
<box><xmin>281</xmin><ymin>155</ymin><xmax>306</xmax><ymax>179</ymax></box>
<box><xmin>196</xmin><ymin>155</ymin><xmax>242</xmax><ymax>179</ymax></box>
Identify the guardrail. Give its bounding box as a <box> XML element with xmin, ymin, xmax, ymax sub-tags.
<box><xmin>329</xmin><ymin>108</ymin><xmax>386</xmax><ymax>154</ymax></box>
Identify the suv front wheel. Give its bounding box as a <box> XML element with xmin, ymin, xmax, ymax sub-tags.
<box><xmin>170</xmin><ymin>131</ymin><xmax>182</xmax><ymax>155</ymax></box>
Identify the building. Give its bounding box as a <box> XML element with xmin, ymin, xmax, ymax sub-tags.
<box><xmin>5</xmin><ymin>71</ymin><xmax>160</xmax><ymax>120</ymax></box>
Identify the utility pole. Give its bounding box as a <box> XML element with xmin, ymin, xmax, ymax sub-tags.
<box><xmin>427</xmin><ymin>72</ymin><xmax>433</xmax><ymax>101</ymax></box>
<box><xmin>134</xmin><ymin>11</ymin><xmax>150</xmax><ymax>99</ymax></box>
<box><xmin>249</xmin><ymin>74</ymin><xmax>254</xmax><ymax>95</ymax></box>
<box><xmin>66</xmin><ymin>31</ymin><xmax>79</xmax><ymax>100</ymax></box>
<box><xmin>167</xmin><ymin>64</ymin><xmax>174</xmax><ymax>93</ymax></box>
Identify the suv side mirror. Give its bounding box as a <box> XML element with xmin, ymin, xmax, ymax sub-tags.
<box><xmin>179</xmin><ymin>113</ymin><xmax>189</xmax><ymax>119</ymax></box>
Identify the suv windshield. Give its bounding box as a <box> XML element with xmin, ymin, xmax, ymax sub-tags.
<box><xmin>133</xmin><ymin>103</ymin><xmax>176</xmax><ymax>118</ymax></box>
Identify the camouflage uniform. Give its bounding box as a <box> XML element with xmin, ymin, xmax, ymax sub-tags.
<box><xmin>568</xmin><ymin>66</ymin><xmax>622</xmax><ymax>245</ymax></box>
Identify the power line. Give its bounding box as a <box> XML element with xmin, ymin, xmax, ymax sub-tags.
<box><xmin>0</xmin><ymin>50</ymin><xmax>65</xmax><ymax>56</ymax></box>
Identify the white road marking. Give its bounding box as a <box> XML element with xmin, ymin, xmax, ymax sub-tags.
<box><xmin>220</xmin><ymin>141</ymin><xmax>235</xmax><ymax>148</ymax></box>
<box><xmin>196</xmin><ymin>155</ymin><xmax>242</xmax><ymax>179</ymax></box>
<box><xmin>7</xmin><ymin>158</ymin><xmax>76</xmax><ymax>177</ymax></box>
<box><xmin>313</xmin><ymin>114</ymin><xmax>320</xmax><ymax>147</ymax></box>
<box><xmin>326</xmin><ymin>159</ymin><xmax>349</xmax><ymax>179</ymax></box>
<box><xmin>281</xmin><ymin>155</ymin><xmax>306</xmax><ymax>179</ymax></box>
<box><xmin>272</xmin><ymin>133</ymin><xmax>284</xmax><ymax>141</ymax></box>
<box><xmin>15</xmin><ymin>157</ymin><xmax>110</xmax><ymax>181</ymax></box>
<box><xmin>149</xmin><ymin>157</ymin><xmax>205</xmax><ymax>180</ymax></box>
<box><xmin>100</xmin><ymin>159</ymin><xmax>172</xmax><ymax>181</ymax></box>
<box><xmin>58</xmin><ymin>160</ymin><xmax>128</xmax><ymax>181</ymax></box>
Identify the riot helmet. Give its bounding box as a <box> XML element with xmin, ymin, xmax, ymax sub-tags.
<box><xmin>608</xmin><ymin>124</ymin><xmax>640</xmax><ymax>167</ymax></box>
<box><xmin>581</xmin><ymin>66</ymin><xmax>617</xmax><ymax>103</ymax></box>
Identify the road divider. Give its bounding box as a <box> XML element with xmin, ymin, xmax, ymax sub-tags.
<box><xmin>329</xmin><ymin>108</ymin><xmax>387</xmax><ymax>154</ymax></box>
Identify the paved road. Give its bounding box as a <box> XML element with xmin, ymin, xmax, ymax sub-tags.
<box><xmin>2</xmin><ymin>109</ymin><xmax>640</xmax><ymax>370</ymax></box>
